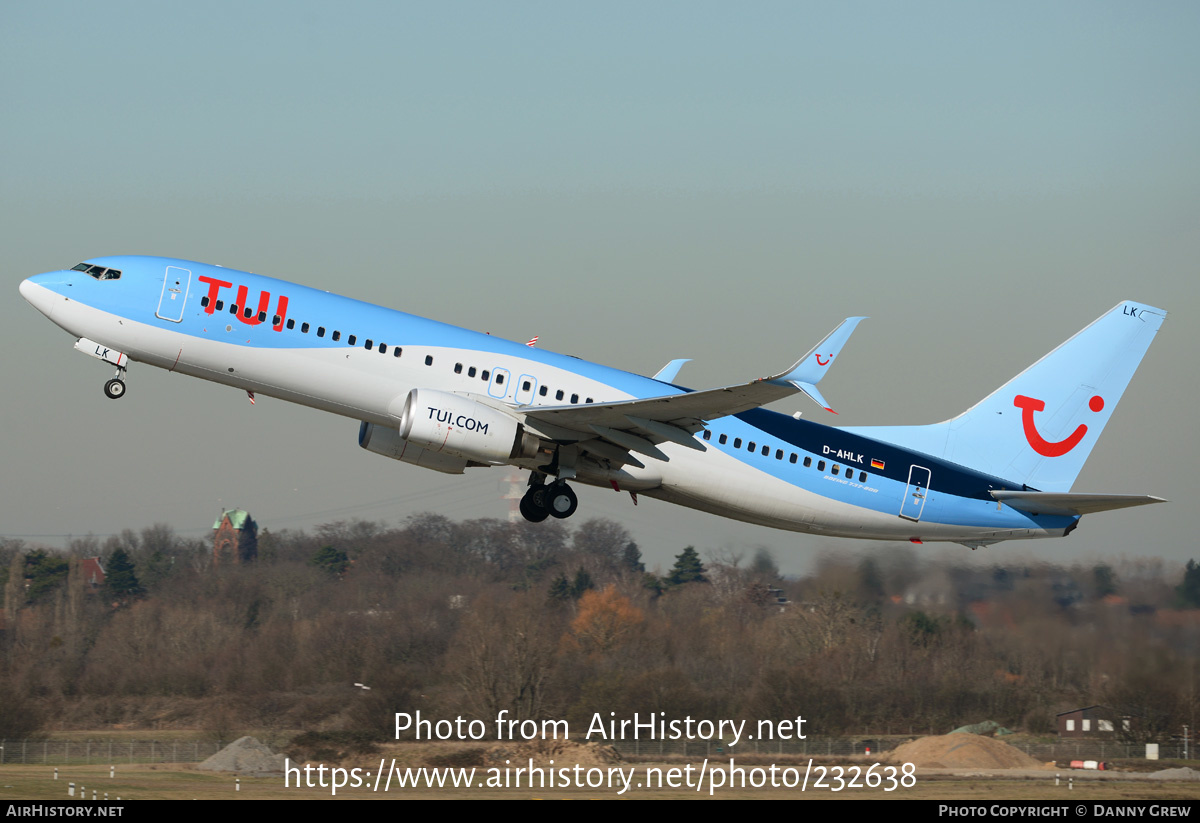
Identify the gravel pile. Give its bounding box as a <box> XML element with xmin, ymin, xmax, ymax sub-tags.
<box><xmin>197</xmin><ymin>736</ymin><xmax>288</xmax><ymax>776</ymax></box>
<box><xmin>889</xmin><ymin>734</ymin><xmax>1048</xmax><ymax>770</ymax></box>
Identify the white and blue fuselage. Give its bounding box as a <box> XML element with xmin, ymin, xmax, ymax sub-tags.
<box><xmin>20</xmin><ymin>256</ymin><xmax>1166</xmax><ymax>546</ymax></box>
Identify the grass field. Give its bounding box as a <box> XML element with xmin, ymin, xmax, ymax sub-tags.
<box><xmin>4</xmin><ymin>762</ymin><xmax>1200</xmax><ymax>800</ymax></box>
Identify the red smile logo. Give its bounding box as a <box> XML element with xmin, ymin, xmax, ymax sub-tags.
<box><xmin>815</xmin><ymin>354</ymin><xmax>831</xmax><ymax>366</ymax></box>
<box><xmin>1014</xmin><ymin>394</ymin><xmax>1104</xmax><ymax>457</ymax></box>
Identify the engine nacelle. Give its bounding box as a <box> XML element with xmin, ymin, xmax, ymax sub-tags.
<box><xmin>358</xmin><ymin>421</ymin><xmax>468</xmax><ymax>474</ymax></box>
<box><xmin>398</xmin><ymin>389</ymin><xmax>541</xmax><ymax>463</ymax></box>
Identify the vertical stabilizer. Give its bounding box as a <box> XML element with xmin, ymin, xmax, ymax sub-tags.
<box><xmin>844</xmin><ymin>301</ymin><xmax>1166</xmax><ymax>492</ymax></box>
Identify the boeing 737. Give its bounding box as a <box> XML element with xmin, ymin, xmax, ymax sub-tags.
<box><xmin>20</xmin><ymin>257</ymin><xmax>1167</xmax><ymax>548</ymax></box>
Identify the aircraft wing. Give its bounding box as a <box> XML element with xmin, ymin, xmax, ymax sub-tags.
<box><xmin>519</xmin><ymin>317</ymin><xmax>865</xmax><ymax>462</ymax></box>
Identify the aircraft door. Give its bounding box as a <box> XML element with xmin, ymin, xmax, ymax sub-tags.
<box><xmin>514</xmin><ymin>374</ymin><xmax>537</xmax><ymax>405</ymax></box>
<box><xmin>156</xmin><ymin>266</ymin><xmax>191</xmax><ymax>322</ymax></box>
<box><xmin>899</xmin><ymin>465</ymin><xmax>931</xmax><ymax>521</ymax></box>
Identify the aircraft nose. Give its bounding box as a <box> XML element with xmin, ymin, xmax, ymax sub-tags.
<box><xmin>19</xmin><ymin>272</ymin><xmax>64</xmax><ymax>319</ymax></box>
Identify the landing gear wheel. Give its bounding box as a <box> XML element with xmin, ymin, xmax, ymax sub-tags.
<box><xmin>545</xmin><ymin>482</ymin><xmax>578</xmax><ymax>520</ymax></box>
<box><xmin>519</xmin><ymin>486</ymin><xmax>550</xmax><ymax>523</ymax></box>
<box><xmin>103</xmin><ymin>378</ymin><xmax>126</xmax><ymax>399</ymax></box>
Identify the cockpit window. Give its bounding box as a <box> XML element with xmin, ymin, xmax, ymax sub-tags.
<box><xmin>73</xmin><ymin>263</ymin><xmax>121</xmax><ymax>280</ymax></box>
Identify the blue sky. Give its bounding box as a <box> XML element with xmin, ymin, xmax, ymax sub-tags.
<box><xmin>3</xmin><ymin>1</ymin><xmax>1197</xmax><ymax>573</ymax></box>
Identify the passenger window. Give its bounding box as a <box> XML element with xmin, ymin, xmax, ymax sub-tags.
<box><xmin>859</xmin><ymin>472</ymin><xmax>867</xmax><ymax>482</ymax></box>
<box><xmin>286</xmin><ymin>319</ymin><xmax>295</xmax><ymax>329</ymax></box>
<box><xmin>832</xmin><ymin>465</ymin><xmax>840</xmax><ymax>475</ymax></box>
<box><xmin>734</xmin><ymin>438</ymin><xmax>742</xmax><ymax>448</ymax></box>
<box><xmin>425</xmin><ymin>355</ymin><xmax>434</xmax><ymax>366</ymax></box>
<box><xmin>703</xmin><ymin>430</ymin><xmax>712</xmax><ymax>441</ymax></box>
<box><xmin>348</xmin><ymin>335</ymin><xmax>357</xmax><ymax>346</ymax></box>
<box><xmin>379</xmin><ymin>344</ymin><xmax>387</xmax><ymax>354</ymax></box>
<box><xmin>522</xmin><ymin>380</ymin><xmax>531</xmax><ymax>391</ymax></box>
<box><xmin>804</xmin><ymin>456</ymin><xmax>812</xmax><ymax>467</ymax></box>
<box><xmin>301</xmin><ymin>322</ymin><xmax>310</xmax><ymax>333</ymax></box>
<box><xmin>762</xmin><ymin>445</ymin><xmax>769</xmax><ymax>456</ymax></box>
<box><xmin>539</xmin><ymin>386</ymin><xmax>548</xmax><ymax>396</ymax></box>
<box><xmin>556</xmin><ymin>390</ymin><xmax>564</xmax><ymax>400</ymax></box>
<box><xmin>393</xmin><ymin>347</ymin><xmax>402</xmax><ymax>358</ymax></box>
<box><xmin>748</xmin><ymin>441</ymin><xmax>756</xmax><ymax>452</ymax></box>
<box><xmin>332</xmin><ymin>331</ymin><xmax>341</xmax><ymax>341</ymax></box>
<box><xmin>201</xmin><ymin>296</ymin><xmax>210</xmax><ymax>307</ymax></box>
<box><xmin>586</xmin><ymin>397</ymin><xmax>594</xmax><ymax>404</ymax></box>
<box><xmin>243</xmin><ymin>307</ymin><xmax>252</xmax><ymax>319</ymax></box>
<box><xmin>719</xmin><ymin>434</ymin><xmax>728</xmax><ymax>445</ymax></box>
<box><xmin>455</xmin><ymin>363</ymin><xmax>463</xmax><ymax>374</ymax></box>
<box><xmin>230</xmin><ymin>304</ymin><xmax>239</xmax><ymax>315</ymax></box>
<box><xmin>570</xmin><ymin>393</ymin><xmax>579</xmax><ymax>404</ymax></box>
<box><xmin>818</xmin><ymin>460</ymin><xmax>826</xmax><ymax>471</ymax></box>
<box><xmin>215</xmin><ymin>300</ymin><xmax>224</xmax><ymax>311</ymax></box>
<box><xmin>258</xmin><ymin>311</ymin><xmax>267</xmax><ymax>323</ymax></box>
<box><xmin>496</xmin><ymin>373</ymin><xmax>504</xmax><ymax>385</ymax></box>
<box><xmin>789</xmin><ymin>453</ymin><xmax>797</xmax><ymax>464</ymax></box>
<box><xmin>317</xmin><ymin>327</ymin><xmax>325</xmax><ymax>337</ymax></box>
<box><xmin>481</xmin><ymin>370</ymin><xmax>489</xmax><ymax>380</ymax></box>
<box><xmin>468</xmin><ymin>366</ymin><xmax>477</xmax><ymax>377</ymax></box>
<box><xmin>363</xmin><ymin>338</ymin><xmax>372</xmax><ymax>349</ymax></box>
<box><xmin>775</xmin><ymin>449</ymin><xmax>783</xmax><ymax>459</ymax></box>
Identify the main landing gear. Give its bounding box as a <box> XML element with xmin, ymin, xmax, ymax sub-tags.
<box><xmin>519</xmin><ymin>475</ymin><xmax>578</xmax><ymax>522</ymax></box>
<box><xmin>103</xmin><ymin>367</ymin><xmax>127</xmax><ymax>400</ymax></box>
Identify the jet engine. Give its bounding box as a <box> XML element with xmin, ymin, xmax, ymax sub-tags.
<box><xmin>358</xmin><ymin>421</ymin><xmax>468</xmax><ymax>474</ymax></box>
<box><xmin>397</xmin><ymin>389</ymin><xmax>542</xmax><ymax>463</ymax></box>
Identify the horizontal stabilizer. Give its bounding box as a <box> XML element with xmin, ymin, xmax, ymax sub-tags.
<box><xmin>990</xmin><ymin>491</ymin><xmax>1167</xmax><ymax>517</ymax></box>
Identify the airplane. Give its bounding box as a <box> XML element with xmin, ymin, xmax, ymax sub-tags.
<box><xmin>19</xmin><ymin>256</ymin><xmax>1167</xmax><ymax>548</ymax></box>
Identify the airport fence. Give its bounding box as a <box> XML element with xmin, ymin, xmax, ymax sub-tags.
<box><xmin>608</xmin><ymin>737</ymin><xmax>1192</xmax><ymax>762</ymax></box>
<box><xmin>0</xmin><ymin>737</ymin><xmax>1190</xmax><ymax>765</ymax></box>
<box><xmin>0</xmin><ymin>739</ymin><xmax>225</xmax><ymax>765</ymax></box>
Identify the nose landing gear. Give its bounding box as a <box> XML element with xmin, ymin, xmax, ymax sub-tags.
<box><xmin>103</xmin><ymin>364</ymin><xmax>128</xmax><ymax>399</ymax></box>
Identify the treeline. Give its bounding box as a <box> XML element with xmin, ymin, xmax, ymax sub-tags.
<box><xmin>1</xmin><ymin>518</ymin><xmax>1199</xmax><ymax>743</ymax></box>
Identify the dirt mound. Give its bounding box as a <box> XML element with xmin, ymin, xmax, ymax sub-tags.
<box><xmin>486</xmin><ymin>738</ymin><xmax>621</xmax><ymax>768</ymax></box>
<box><xmin>197</xmin><ymin>736</ymin><xmax>288</xmax><ymax>776</ymax></box>
<box><xmin>888</xmin><ymin>733</ymin><xmax>1048</xmax><ymax>770</ymax></box>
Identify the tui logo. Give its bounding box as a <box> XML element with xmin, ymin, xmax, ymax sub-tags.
<box><xmin>1014</xmin><ymin>394</ymin><xmax>1104</xmax><ymax>457</ymax></box>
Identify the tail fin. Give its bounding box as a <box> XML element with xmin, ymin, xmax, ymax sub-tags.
<box><xmin>845</xmin><ymin>301</ymin><xmax>1166</xmax><ymax>492</ymax></box>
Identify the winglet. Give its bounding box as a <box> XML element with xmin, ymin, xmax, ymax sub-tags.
<box><xmin>768</xmin><ymin>317</ymin><xmax>866</xmax><ymax>412</ymax></box>
<box><xmin>795</xmin><ymin>381</ymin><xmax>836</xmax><ymax>414</ymax></box>
<box><xmin>652</xmin><ymin>358</ymin><xmax>691</xmax><ymax>383</ymax></box>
